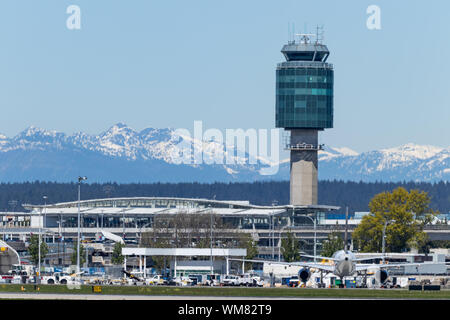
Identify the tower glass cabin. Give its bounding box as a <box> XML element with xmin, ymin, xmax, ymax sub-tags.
<box><xmin>276</xmin><ymin>37</ymin><xmax>334</xmax><ymax>129</ymax></box>
<box><xmin>275</xmin><ymin>35</ymin><xmax>334</xmax><ymax>206</ymax></box>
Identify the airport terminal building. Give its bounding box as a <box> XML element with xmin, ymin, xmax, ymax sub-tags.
<box><xmin>0</xmin><ymin>197</ymin><xmax>340</xmax><ymax>261</ymax></box>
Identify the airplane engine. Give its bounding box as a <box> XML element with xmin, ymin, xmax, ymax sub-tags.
<box><xmin>375</xmin><ymin>269</ymin><xmax>389</xmax><ymax>284</ymax></box>
<box><xmin>298</xmin><ymin>268</ymin><xmax>311</xmax><ymax>283</ymax></box>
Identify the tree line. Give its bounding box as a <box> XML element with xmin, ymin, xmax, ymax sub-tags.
<box><xmin>0</xmin><ymin>180</ymin><xmax>448</xmax><ymax>214</ymax></box>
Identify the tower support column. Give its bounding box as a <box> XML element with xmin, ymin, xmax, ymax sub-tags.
<box><xmin>289</xmin><ymin>129</ymin><xmax>318</xmax><ymax>206</ymax></box>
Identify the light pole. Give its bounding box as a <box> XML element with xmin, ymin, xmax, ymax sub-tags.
<box><xmin>271</xmin><ymin>200</ymin><xmax>278</xmax><ymax>261</ymax></box>
<box><xmin>42</xmin><ymin>196</ymin><xmax>47</xmax><ymax>267</ymax></box>
<box><xmin>37</xmin><ymin>206</ymin><xmax>42</xmax><ymax>283</ymax></box>
<box><xmin>271</xmin><ymin>213</ymin><xmax>274</xmax><ymax>260</ymax></box>
<box><xmin>77</xmin><ymin>176</ymin><xmax>87</xmax><ymax>276</ymax></box>
<box><xmin>43</xmin><ymin>196</ymin><xmax>48</xmax><ymax>228</ymax></box>
<box><xmin>278</xmin><ymin>226</ymin><xmax>291</xmax><ymax>262</ymax></box>
<box><xmin>56</xmin><ymin>219</ymin><xmax>61</xmax><ymax>265</ymax></box>
<box><xmin>382</xmin><ymin>219</ymin><xmax>396</xmax><ymax>264</ymax></box>
<box><xmin>209</xmin><ymin>205</ymin><xmax>213</xmax><ymax>275</ymax></box>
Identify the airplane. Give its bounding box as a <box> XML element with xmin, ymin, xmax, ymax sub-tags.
<box><xmin>231</xmin><ymin>209</ymin><xmax>421</xmax><ymax>287</ymax></box>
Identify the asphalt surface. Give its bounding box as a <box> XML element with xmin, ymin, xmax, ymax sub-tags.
<box><xmin>0</xmin><ymin>292</ymin><xmax>312</xmax><ymax>300</ymax></box>
<box><xmin>0</xmin><ymin>292</ymin><xmax>430</xmax><ymax>300</ymax></box>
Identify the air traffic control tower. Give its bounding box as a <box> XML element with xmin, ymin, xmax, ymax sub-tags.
<box><xmin>275</xmin><ymin>34</ymin><xmax>334</xmax><ymax>205</ymax></box>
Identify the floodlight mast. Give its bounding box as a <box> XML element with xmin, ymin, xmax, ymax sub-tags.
<box><xmin>76</xmin><ymin>176</ymin><xmax>87</xmax><ymax>276</ymax></box>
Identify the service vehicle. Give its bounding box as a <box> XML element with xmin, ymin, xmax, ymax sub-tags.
<box><xmin>146</xmin><ymin>275</ymin><xmax>167</xmax><ymax>285</ymax></box>
<box><xmin>171</xmin><ymin>276</ymin><xmax>194</xmax><ymax>286</ymax></box>
<box><xmin>8</xmin><ymin>264</ymin><xmax>34</xmax><ymax>277</ymax></box>
<box><xmin>40</xmin><ymin>272</ymin><xmax>77</xmax><ymax>285</ymax></box>
<box><xmin>205</xmin><ymin>274</ymin><xmax>221</xmax><ymax>286</ymax></box>
<box><xmin>288</xmin><ymin>276</ymin><xmax>301</xmax><ymax>287</ymax></box>
<box><xmin>238</xmin><ymin>273</ymin><xmax>264</xmax><ymax>287</ymax></box>
<box><xmin>221</xmin><ymin>275</ymin><xmax>240</xmax><ymax>286</ymax></box>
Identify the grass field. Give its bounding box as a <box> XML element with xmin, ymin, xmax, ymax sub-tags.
<box><xmin>0</xmin><ymin>284</ymin><xmax>449</xmax><ymax>299</ymax></box>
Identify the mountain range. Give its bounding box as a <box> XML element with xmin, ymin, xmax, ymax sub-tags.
<box><xmin>0</xmin><ymin>123</ymin><xmax>448</xmax><ymax>183</ymax></box>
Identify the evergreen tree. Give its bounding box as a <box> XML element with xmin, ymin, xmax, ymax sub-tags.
<box><xmin>27</xmin><ymin>234</ymin><xmax>48</xmax><ymax>265</ymax></box>
<box><xmin>71</xmin><ymin>243</ymin><xmax>86</xmax><ymax>265</ymax></box>
<box><xmin>280</xmin><ymin>231</ymin><xmax>300</xmax><ymax>262</ymax></box>
<box><xmin>111</xmin><ymin>242</ymin><xmax>124</xmax><ymax>265</ymax></box>
<box><xmin>239</xmin><ymin>233</ymin><xmax>259</xmax><ymax>270</ymax></box>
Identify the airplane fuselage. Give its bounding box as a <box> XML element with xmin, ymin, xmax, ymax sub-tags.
<box><xmin>332</xmin><ymin>250</ymin><xmax>356</xmax><ymax>278</ymax></box>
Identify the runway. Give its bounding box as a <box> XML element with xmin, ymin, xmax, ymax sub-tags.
<box><xmin>0</xmin><ymin>292</ymin><xmax>423</xmax><ymax>300</ymax></box>
<box><xmin>0</xmin><ymin>292</ymin><xmax>328</xmax><ymax>300</ymax></box>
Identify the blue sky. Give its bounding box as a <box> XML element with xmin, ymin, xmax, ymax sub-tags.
<box><xmin>0</xmin><ymin>0</ymin><xmax>449</xmax><ymax>152</ymax></box>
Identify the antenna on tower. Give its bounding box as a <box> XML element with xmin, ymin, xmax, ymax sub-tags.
<box><xmin>288</xmin><ymin>22</ymin><xmax>291</xmax><ymax>43</ymax></box>
<box><xmin>288</xmin><ymin>22</ymin><xmax>295</xmax><ymax>44</ymax></box>
<box><xmin>315</xmin><ymin>25</ymin><xmax>324</xmax><ymax>44</ymax></box>
<box><xmin>292</xmin><ymin>23</ymin><xmax>295</xmax><ymax>42</ymax></box>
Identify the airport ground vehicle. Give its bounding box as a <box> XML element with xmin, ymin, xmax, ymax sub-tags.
<box><xmin>238</xmin><ymin>273</ymin><xmax>264</xmax><ymax>287</ymax></box>
<box><xmin>205</xmin><ymin>274</ymin><xmax>221</xmax><ymax>286</ymax></box>
<box><xmin>221</xmin><ymin>275</ymin><xmax>240</xmax><ymax>286</ymax></box>
<box><xmin>145</xmin><ymin>275</ymin><xmax>167</xmax><ymax>285</ymax></box>
<box><xmin>0</xmin><ymin>275</ymin><xmax>22</xmax><ymax>284</ymax></box>
<box><xmin>169</xmin><ymin>276</ymin><xmax>194</xmax><ymax>286</ymax></box>
<box><xmin>8</xmin><ymin>264</ymin><xmax>34</xmax><ymax>277</ymax></box>
<box><xmin>187</xmin><ymin>274</ymin><xmax>205</xmax><ymax>285</ymax></box>
<box><xmin>40</xmin><ymin>272</ymin><xmax>78</xmax><ymax>285</ymax></box>
<box><xmin>288</xmin><ymin>276</ymin><xmax>301</xmax><ymax>287</ymax></box>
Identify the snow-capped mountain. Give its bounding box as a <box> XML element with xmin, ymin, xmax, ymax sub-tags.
<box><xmin>0</xmin><ymin>124</ymin><xmax>448</xmax><ymax>183</ymax></box>
<box><xmin>0</xmin><ymin>124</ymin><xmax>269</xmax><ymax>183</ymax></box>
<box><xmin>318</xmin><ymin>144</ymin><xmax>450</xmax><ymax>182</ymax></box>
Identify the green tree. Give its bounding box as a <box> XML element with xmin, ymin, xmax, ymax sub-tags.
<box><xmin>238</xmin><ymin>233</ymin><xmax>259</xmax><ymax>270</ymax></box>
<box><xmin>27</xmin><ymin>234</ymin><xmax>49</xmax><ymax>265</ymax></box>
<box><xmin>71</xmin><ymin>243</ymin><xmax>86</xmax><ymax>265</ymax></box>
<box><xmin>280</xmin><ymin>231</ymin><xmax>300</xmax><ymax>262</ymax></box>
<box><xmin>321</xmin><ymin>232</ymin><xmax>344</xmax><ymax>257</ymax></box>
<box><xmin>111</xmin><ymin>242</ymin><xmax>124</xmax><ymax>265</ymax></box>
<box><xmin>353</xmin><ymin>187</ymin><xmax>437</xmax><ymax>253</ymax></box>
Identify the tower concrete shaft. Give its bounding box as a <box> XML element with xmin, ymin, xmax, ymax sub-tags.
<box><xmin>289</xmin><ymin>129</ymin><xmax>318</xmax><ymax>206</ymax></box>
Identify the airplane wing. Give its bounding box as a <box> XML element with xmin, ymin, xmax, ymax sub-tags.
<box><xmin>355</xmin><ymin>262</ymin><xmax>422</xmax><ymax>271</ymax></box>
<box><xmin>300</xmin><ymin>254</ymin><xmax>338</xmax><ymax>261</ymax></box>
<box><xmin>301</xmin><ymin>254</ymin><xmax>386</xmax><ymax>262</ymax></box>
<box><xmin>228</xmin><ymin>258</ymin><xmax>335</xmax><ymax>272</ymax></box>
<box><xmin>353</xmin><ymin>256</ymin><xmax>385</xmax><ymax>262</ymax></box>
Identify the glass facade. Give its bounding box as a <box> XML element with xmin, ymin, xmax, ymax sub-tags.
<box><xmin>275</xmin><ymin>66</ymin><xmax>334</xmax><ymax>129</ymax></box>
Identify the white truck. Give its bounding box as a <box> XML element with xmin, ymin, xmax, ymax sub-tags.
<box><xmin>221</xmin><ymin>275</ymin><xmax>240</xmax><ymax>286</ymax></box>
<box><xmin>8</xmin><ymin>264</ymin><xmax>34</xmax><ymax>277</ymax></box>
<box><xmin>238</xmin><ymin>273</ymin><xmax>264</xmax><ymax>287</ymax></box>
